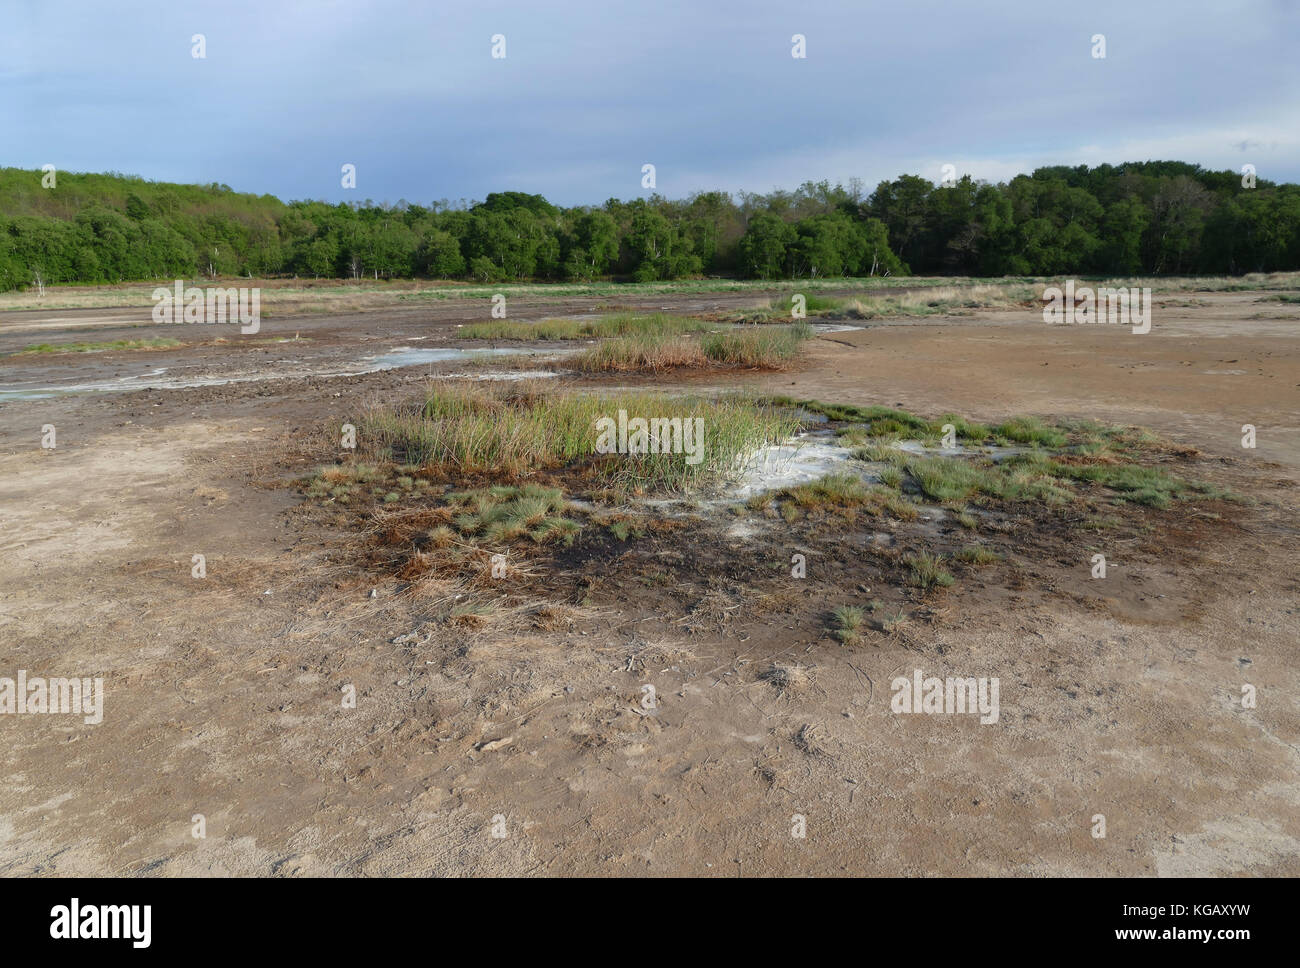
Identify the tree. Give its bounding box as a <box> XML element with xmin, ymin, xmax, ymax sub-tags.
<box><xmin>564</xmin><ymin>211</ymin><xmax>619</xmax><ymax>279</ymax></box>
<box><xmin>2</xmin><ymin>161</ymin><xmax>1299</xmax><ymax>292</ymax></box>
<box><xmin>1098</xmin><ymin>197</ymin><xmax>1148</xmax><ymax>275</ymax></box>
<box><xmin>421</xmin><ymin>230</ymin><xmax>465</xmax><ymax>278</ymax></box>
<box><xmin>857</xmin><ymin>218</ymin><xmax>907</xmax><ymax>276</ymax></box>
<box><xmin>625</xmin><ymin>208</ymin><xmax>700</xmax><ymax>281</ymax></box>
<box><xmin>302</xmin><ymin>236</ymin><xmax>339</xmax><ymax>278</ymax></box>
<box><xmin>737</xmin><ymin>213</ymin><xmax>795</xmax><ymax>278</ymax></box>
<box><xmin>125</xmin><ymin>193</ymin><xmax>151</xmax><ymax>221</ymax></box>
<box><xmin>791</xmin><ymin>212</ymin><xmax>859</xmax><ymax>277</ymax></box>
<box><xmin>868</xmin><ymin>175</ymin><xmax>933</xmax><ymax>270</ymax></box>
<box><xmin>1147</xmin><ymin>175</ymin><xmax>1213</xmax><ymax>274</ymax></box>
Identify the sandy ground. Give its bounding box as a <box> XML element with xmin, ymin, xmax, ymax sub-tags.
<box><xmin>0</xmin><ymin>285</ymin><xmax>1297</xmax><ymax>876</ymax></box>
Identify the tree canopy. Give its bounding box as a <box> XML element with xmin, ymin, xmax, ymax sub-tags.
<box><xmin>1</xmin><ymin>161</ymin><xmax>1296</xmax><ymax>291</ymax></box>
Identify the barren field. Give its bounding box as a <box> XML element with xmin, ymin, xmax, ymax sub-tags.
<box><xmin>1</xmin><ymin>282</ymin><xmax>1297</xmax><ymax>876</ymax></box>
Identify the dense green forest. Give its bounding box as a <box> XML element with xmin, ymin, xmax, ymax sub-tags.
<box><xmin>1</xmin><ymin>160</ymin><xmax>1297</xmax><ymax>291</ymax></box>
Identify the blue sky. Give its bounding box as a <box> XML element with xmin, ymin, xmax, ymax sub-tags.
<box><xmin>5</xmin><ymin>0</ymin><xmax>1298</xmax><ymax>205</ymax></box>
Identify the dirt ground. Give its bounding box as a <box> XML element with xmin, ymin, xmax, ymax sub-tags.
<box><xmin>1</xmin><ymin>285</ymin><xmax>1297</xmax><ymax>876</ymax></box>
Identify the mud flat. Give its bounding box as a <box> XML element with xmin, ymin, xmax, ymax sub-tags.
<box><xmin>1</xmin><ymin>283</ymin><xmax>1297</xmax><ymax>876</ymax></box>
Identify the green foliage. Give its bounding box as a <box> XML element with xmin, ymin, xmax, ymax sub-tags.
<box><xmin>459</xmin><ymin>312</ymin><xmax>712</xmax><ymax>341</ymax></box>
<box><xmin>15</xmin><ymin>337</ymin><xmax>180</xmax><ymax>354</ymax></box>
<box><xmin>830</xmin><ymin>605</ymin><xmax>865</xmax><ymax>644</ymax></box>
<box><xmin>700</xmin><ymin>323</ymin><xmax>811</xmax><ymax>367</ymax></box>
<box><xmin>956</xmin><ymin>545</ymin><xmax>1001</xmax><ymax>565</ymax></box>
<box><xmin>359</xmin><ymin>382</ymin><xmax>800</xmax><ymax>494</ymax></box>
<box><xmin>904</xmin><ymin>552</ymin><xmax>955</xmax><ymax>589</ymax></box>
<box><xmin>1045</xmin><ymin>460</ymin><xmax>1229</xmax><ymax>507</ymax></box>
<box><xmin>3</xmin><ymin>160</ymin><xmax>1299</xmax><ymax>292</ymax></box>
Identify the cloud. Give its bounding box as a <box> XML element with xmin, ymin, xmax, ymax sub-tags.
<box><xmin>5</xmin><ymin>0</ymin><xmax>1298</xmax><ymax>204</ymax></box>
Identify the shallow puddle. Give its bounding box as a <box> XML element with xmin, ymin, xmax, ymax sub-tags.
<box><xmin>0</xmin><ymin>345</ymin><xmax>562</xmax><ymax>401</ymax></box>
<box><xmin>808</xmin><ymin>323</ymin><xmax>866</xmax><ymax>334</ymax></box>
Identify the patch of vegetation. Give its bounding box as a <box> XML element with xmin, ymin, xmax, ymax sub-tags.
<box><xmin>991</xmin><ymin>416</ymin><xmax>1067</xmax><ymax>448</ymax></box>
<box><xmin>15</xmin><ymin>337</ymin><xmax>182</xmax><ymax>355</ymax></box>
<box><xmin>776</xmin><ymin>398</ymin><xmax>1024</xmax><ymax>447</ymax></box>
<box><xmin>1056</xmin><ymin>419</ymin><xmax>1175</xmax><ymax>458</ymax></box>
<box><xmin>1046</xmin><ymin>459</ymin><xmax>1232</xmax><ymax>508</ymax></box>
<box><xmin>779</xmin><ymin>473</ymin><xmax>876</xmax><ymax>507</ymax></box>
<box><xmin>878</xmin><ymin>609</ymin><xmax>909</xmax><ymax>633</ymax></box>
<box><xmin>445</xmin><ymin>485</ymin><xmax>581</xmax><ymax>545</ymax></box>
<box><xmin>738</xmin><ymin>286</ymin><xmax>1036</xmax><ymax>323</ymax></box>
<box><xmin>767</xmin><ymin>399</ymin><xmax>1226</xmax><ymax>511</ymax></box>
<box><xmin>771</xmin><ymin>398</ymin><xmax>1178</xmax><ymax>461</ymax></box>
<box><xmin>899</xmin><ymin>444</ymin><xmax>1229</xmax><ymax>510</ymax></box>
<box><xmin>759</xmin><ymin>662</ymin><xmax>813</xmax><ymax>695</ymax></box>
<box><xmin>905</xmin><ymin>455</ymin><xmax>1074</xmax><ymax>505</ymax></box>
<box><xmin>358</xmin><ymin>380</ymin><xmax>799</xmax><ymax>495</ymax></box>
<box><xmin>830</xmin><ymin>605</ymin><xmax>865</xmax><ymax>645</ymax></box>
<box><xmin>304</xmin><ymin>462</ymin><xmax>384</xmax><ymax>501</ymax></box>
<box><xmin>459</xmin><ymin>312</ymin><xmax>713</xmax><ymax>341</ymax></box>
<box><xmin>776</xmin><ymin>398</ymin><xmax>930</xmax><ymax>433</ymax></box>
<box><xmin>837</xmin><ymin>285</ymin><xmax>1035</xmax><ymax>319</ymax></box>
<box><xmin>904</xmin><ymin>552</ymin><xmax>955</xmax><ymax>589</ymax></box>
<box><xmin>764</xmin><ymin>293</ymin><xmax>850</xmax><ymax>318</ymax></box>
<box><xmin>956</xmin><ymin>545</ymin><xmax>1002</xmax><ymax>565</ymax></box>
<box><xmin>700</xmin><ymin>322</ymin><xmax>811</xmax><ymax>367</ymax></box>
<box><xmin>8</xmin><ymin>162</ymin><xmax>1300</xmax><ymax>297</ymax></box>
<box><xmin>572</xmin><ymin>333</ymin><xmax>705</xmax><ymax>372</ymax></box>
<box><xmin>605</xmin><ymin>518</ymin><xmax>647</xmax><ymax>542</ymax></box>
<box><xmin>449</xmin><ymin>601</ymin><xmax>498</xmax><ymax>627</ymax></box>
<box><xmin>852</xmin><ymin>440</ymin><xmax>906</xmax><ymax>462</ymax></box>
<box><xmin>573</xmin><ymin>322</ymin><xmax>811</xmax><ymax>372</ymax></box>
<box><xmin>773</xmin><ymin>473</ymin><xmax>918</xmax><ymax>521</ymax></box>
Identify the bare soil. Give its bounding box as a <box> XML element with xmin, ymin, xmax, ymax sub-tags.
<box><xmin>1</xmin><ymin>286</ymin><xmax>1297</xmax><ymax>876</ymax></box>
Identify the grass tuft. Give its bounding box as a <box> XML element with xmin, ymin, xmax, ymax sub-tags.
<box><xmin>904</xmin><ymin>552</ymin><xmax>955</xmax><ymax>589</ymax></box>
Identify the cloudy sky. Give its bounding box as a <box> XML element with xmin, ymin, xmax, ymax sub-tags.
<box><xmin>5</xmin><ymin>0</ymin><xmax>1298</xmax><ymax>205</ymax></box>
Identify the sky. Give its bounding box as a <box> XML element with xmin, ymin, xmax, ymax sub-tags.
<box><xmin>4</xmin><ymin>0</ymin><xmax>1299</xmax><ymax>206</ymax></box>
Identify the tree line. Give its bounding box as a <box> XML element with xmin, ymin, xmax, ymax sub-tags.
<box><xmin>1</xmin><ymin>160</ymin><xmax>1297</xmax><ymax>291</ymax></box>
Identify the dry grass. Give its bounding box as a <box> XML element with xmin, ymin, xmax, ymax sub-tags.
<box><xmin>572</xmin><ymin>334</ymin><xmax>707</xmax><ymax>372</ymax></box>
<box><xmin>6</xmin><ymin>271</ymin><xmax>1297</xmax><ymax>314</ymax></box>
<box><xmin>459</xmin><ymin>312</ymin><xmax>713</xmax><ymax>341</ymax></box>
<box><xmin>572</xmin><ymin>323</ymin><xmax>810</xmax><ymax>372</ymax></box>
<box><xmin>14</xmin><ymin>337</ymin><xmax>182</xmax><ymax>354</ymax></box>
<box><xmin>759</xmin><ymin>662</ymin><xmax>815</xmax><ymax>696</ymax></box>
<box><xmin>356</xmin><ymin>379</ymin><xmax>799</xmax><ymax>494</ymax></box>
<box><xmin>794</xmin><ymin>722</ymin><xmax>830</xmax><ymax>757</ymax></box>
